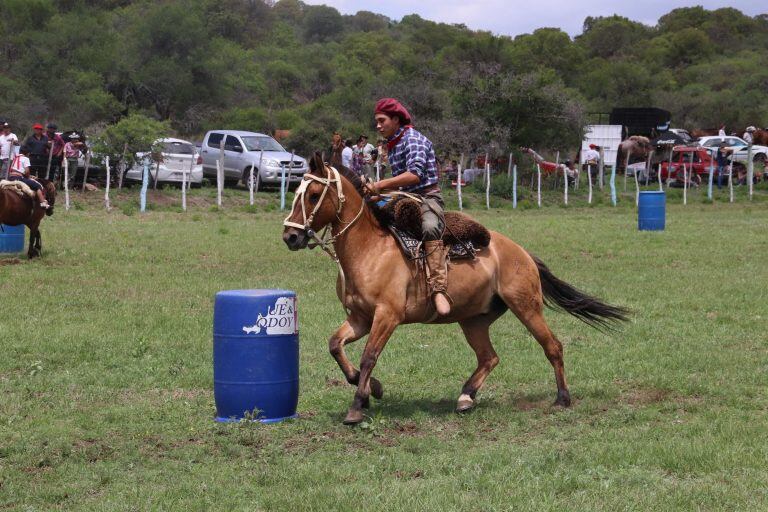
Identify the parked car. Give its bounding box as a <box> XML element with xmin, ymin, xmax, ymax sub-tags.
<box><xmin>200</xmin><ymin>130</ymin><xmax>308</xmax><ymax>187</ymax></box>
<box><xmin>695</xmin><ymin>136</ymin><xmax>768</xmax><ymax>165</ymax></box>
<box><xmin>659</xmin><ymin>146</ymin><xmax>723</xmax><ymax>181</ymax></box>
<box><xmin>124</xmin><ymin>138</ymin><xmax>203</xmax><ymax>186</ymax></box>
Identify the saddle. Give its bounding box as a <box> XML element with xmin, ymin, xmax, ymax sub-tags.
<box><xmin>374</xmin><ymin>195</ymin><xmax>492</xmax><ymax>260</ymax></box>
<box><xmin>0</xmin><ymin>180</ymin><xmax>35</xmax><ymax>198</ymax></box>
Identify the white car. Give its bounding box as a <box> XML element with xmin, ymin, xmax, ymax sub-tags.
<box><xmin>695</xmin><ymin>136</ymin><xmax>768</xmax><ymax>165</ymax></box>
<box><xmin>125</xmin><ymin>138</ymin><xmax>203</xmax><ymax>186</ymax></box>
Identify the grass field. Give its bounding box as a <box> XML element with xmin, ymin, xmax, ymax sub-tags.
<box><xmin>1</xmin><ymin>185</ymin><xmax>767</xmax><ymax>511</ymax></box>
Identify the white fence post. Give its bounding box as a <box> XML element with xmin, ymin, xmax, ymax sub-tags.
<box><xmin>728</xmin><ymin>159</ymin><xmax>734</xmax><ymax>203</ymax></box>
<box><xmin>256</xmin><ymin>149</ymin><xmax>263</xmax><ymax>194</ymax></box>
<box><xmin>485</xmin><ymin>162</ymin><xmax>490</xmax><ymax>209</ymax></box>
<box><xmin>217</xmin><ymin>139</ymin><xmax>224</xmax><ymax>208</ymax></box>
<box><xmin>140</xmin><ymin>159</ymin><xmax>149</xmax><ymax>212</ymax></box>
<box><xmin>104</xmin><ymin>156</ymin><xmax>110</xmax><ymax>211</ymax></box>
<box><xmin>587</xmin><ymin>164</ymin><xmax>593</xmax><ymax>204</ymax></box>
<box><xmin>457</xmin><ymin>153</ymin><xmax>464</xmax><ymax>211</ymax></box>
<box><xmin>63</xmin><ymin>156</ymin><xmax>70</xmax><ymax>211</ymax></box>
<box><xmin>512</xmin><ymin>163</ymin><xmax>517</xmax><ymax>209</ymax></box>
<box><xmin>536</xmin><ymin>163</ymin><xmax>542</xmax><ymax>208</ymax></box>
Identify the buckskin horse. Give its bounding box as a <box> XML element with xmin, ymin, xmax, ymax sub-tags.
<box><xmin>283</xmin><ymin>153</ymin><xmax>628</xmax><ymax>425</ymax></box>
<box><xmin>0</xmin><ymin>180</ymin><xmax>55</xmax><ymax>258</ymax></box>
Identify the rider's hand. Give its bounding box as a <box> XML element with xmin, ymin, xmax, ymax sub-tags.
<box><xmin>364</xmin><ymin>181</ymin><xmax>378</xmax><ymax>197</ymax></box>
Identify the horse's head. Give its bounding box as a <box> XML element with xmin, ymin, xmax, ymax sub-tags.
<box><xmin>282</xmin><ymin>152</ymin><xmax>348</xmax><ymax>251</ymax></box>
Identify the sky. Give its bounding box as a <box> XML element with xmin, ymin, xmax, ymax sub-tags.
<box><xmin>301</xmin><ymin>0</ymin><xmax>767</xmax><ymax>37</ymax></box>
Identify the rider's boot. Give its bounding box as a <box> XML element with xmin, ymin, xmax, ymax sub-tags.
<box><xmin>424</xmin><ymin>239</ymin><xmax>451</xmax><ymax>316</ymax></box>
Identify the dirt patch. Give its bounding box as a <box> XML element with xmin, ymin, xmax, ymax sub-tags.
<box><xmin>0</xmin><ymin>258</ymin><xmax>21</xmax><ymax>266</ymax></box>
<box><xmin>620</xmin><ymin>388</ymin><xmax>670</xmax><ymax>406</ymax></box>
<box><xmin>325</xmin><ymin>377</ymin><xmax>347</xmax><ymax>388</ymax></box>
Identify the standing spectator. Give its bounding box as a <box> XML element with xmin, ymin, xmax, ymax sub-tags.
<box><xmin>743</xmin><ymin>126</ymin><xmax>756</xmax><ymax>145</ymax></box>
<box><xmin>23</xmin><ymin>123</ymin><xmax>49</xmax><ymax>176</ymax></box>
<box><xmin>0</xmin><ymin>122</ymin><xmax>20</xmax><ymax>178</ymax></box>
<box><xmin>341</xmin><ymin>139</ymin><xmax>354</xmax><ymax>169</ymax></box>
<box><xmin>715</xmin><ymin>142</ymin><xmax>729</xmax><ymax>189</ymax></box>
<box><xmin>45</xmin><ymin>123</ymin><xmax>65</xmax><ymax>180</ymax></box>
<box><xmin>718</xmin><ymin>124</ymin><xmax>726</xmax><ymax>136</ymax></box>
<box><xmin>63</xmin><ymin>132</ymin><xmax>84</xmax><ymax>184</ymax></box>
<box><xmin>355</xmin><ymin>135</ymin><xmax>375</xmax><ymax>179</ymax></box>
<box><xmin>583</xmin><ymin>144</ymin><xmax>600</xmax><ymax>164</ymax></box>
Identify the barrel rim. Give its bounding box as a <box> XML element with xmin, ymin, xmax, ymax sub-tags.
<box><xmin>215</xmin><ymin>289</ymin><xmax>296</xmax><ymax>298</ymax></box>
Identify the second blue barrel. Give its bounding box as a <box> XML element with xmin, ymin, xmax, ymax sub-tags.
<box><xmin>0</xmin><ymin>224</ymin><xmax>25</xmax><ymax>253</ymax></box>
<box><xmin>638</xmin><ymin>191</ymin><xmax>665</xmax><ymax>231</ymax></box>
<box><xmin>213</xmin><ymin>289</ymin><xmax>299</xmax><ymax>423</ymax></box>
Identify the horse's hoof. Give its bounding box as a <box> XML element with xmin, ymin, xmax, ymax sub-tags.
<box><xmin>554</xmin><ymin>391</ymin><xmax>571</xmax><ymax>407</ymax></box>
<box><xmin>370</xmin><ymin>378</ymin><xmax>384</xmax><ymax>400</ymax></box>
<box><xmin>343</xmin><ymin>408</ymin><xmax>364</xmax><ymax>425</ymax></box>
<box><xmin>456</xmin><ymin>394</ymin><xmax>475</xmax><ymax>413</ymax></box>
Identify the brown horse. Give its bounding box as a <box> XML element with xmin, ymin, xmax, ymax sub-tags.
<box><xmin>0</xmin><ymin>180</ymin><xmax>55</xmax><ymax>258</ymax></box>
<box><xmin>282</xmin><ymin>154</ymin><xmax>628</xmax><ymax>424</ymax></box>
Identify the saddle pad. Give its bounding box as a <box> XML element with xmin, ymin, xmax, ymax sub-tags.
<box><xmin>0</xmin><ymin>180</ymin><xmax>35</xmax><ymax>198</ymax></box>
<box><xmin>389</xmin><ymin>226</ymin><xmax>478</xmax><ymax>260</ymax></box>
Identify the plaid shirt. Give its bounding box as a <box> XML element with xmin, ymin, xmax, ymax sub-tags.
<box><xmin>387</xmin><ymin>126</ymin><xmax>438</xmax><ymax>193</ymax></box>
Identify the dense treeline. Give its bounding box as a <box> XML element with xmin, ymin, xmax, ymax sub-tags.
<box><xmin>1</xmin><ymin>0</ymin><xmax>766</xmax><ymax>155</ymax></box>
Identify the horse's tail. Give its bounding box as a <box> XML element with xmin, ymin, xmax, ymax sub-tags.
<box><xmin>531</xmin><ymin>254</ymin><xmax>629</xmax><ymax>331</ymax></box>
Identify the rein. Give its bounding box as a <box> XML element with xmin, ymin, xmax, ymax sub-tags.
<box><xmin>283</xmin><ymin>164</ymin><xmax>366</xmax><ymax>314</ymax></box>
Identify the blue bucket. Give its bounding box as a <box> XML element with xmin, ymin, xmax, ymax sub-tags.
<box><xmin>0</xmin><ymin>224</ymin><xmax>25</xmax><ymax>253</ymax></box>
<box><xmin>638</xmin><ymin>191</ymin><xmax>665</xmax><ymax>231</ymax></box>
<box><xmin>213</xmin><ymin>289</ymin><xmax>299</xmax><ymax>423</ymax></box>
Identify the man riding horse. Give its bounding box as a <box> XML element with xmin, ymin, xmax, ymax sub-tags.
<box><xmin>363</xmin><ymin>98</ymin><xmax>451</xmax><ymax>316</ymax></box>
<box><xmin>7</xmin><ymin>146</ymin><xmax>50</xmax><ymax>210</ymax></box>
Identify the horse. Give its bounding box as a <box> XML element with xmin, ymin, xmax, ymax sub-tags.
<box><xmin>617</xmin><ymin>136</ymin><xmax>654</xmax><ymax>170</ymax></box>
<box><xmin>282</xmin><ymin>153</ymin><xmax>628</xmax><ymax>425</ymax></box>
<box><xmin>0</xmin><ymin>179</ymin><xmax>55</xmax><ymax>258</ymax></box>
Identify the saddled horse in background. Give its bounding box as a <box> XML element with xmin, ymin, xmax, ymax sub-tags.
<box><xmin>282</xmin><ymin>153</ymin><xmax>628</xmax><ymax>425</ymax></box>
<box><xmin>0</xmin><ymin>180</ymin><xmax>55</xmax><ymax>258</ymax></box>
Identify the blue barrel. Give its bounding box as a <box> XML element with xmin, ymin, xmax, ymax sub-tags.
<box><xmin>0</xmin><ymin>224</ymin><xmax>25</xmax><ymax>253</ymax></box>
<box><xmin>638</xmin><ymin>191</ymin><xmax>665</xmax><ymax>231</ymax></box>
<box><xmin>213</xmin><ymin>289</ymin><xmax>299</xmax><ymax>423</ymax></box>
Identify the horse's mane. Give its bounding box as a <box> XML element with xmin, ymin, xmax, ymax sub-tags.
<box><xmin>309</xmin><ymin>152</ymin><xmax>392</xmax><ymax>227</ymax></box>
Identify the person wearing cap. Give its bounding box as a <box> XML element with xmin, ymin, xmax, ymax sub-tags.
<box><xmin>23</xmin><ymin>123</ymin><xmax>50</xmax><ymax>176</ymax></box>
<box><xmin>63</xmin><ymin>133</ymin><xmax>84</xmax><ymax>182</ymax></box>
<box><xmin>0</xmin><ymin>122</ymin><xmax>20</xmax><ymax>178</ymax></box>
<box><xmin>45</xmin><ymin>123</ymin><xmax>66</xmax><ymax>181</ymax></box>
<box><xmin>583</xmin><ymin>144</ymin><xmax>600</xmax><ymax>164</ymax></box>
<box><xmin>743</xmin><ymin>126</ymin><xmax>756</xmax><ymax>145</ymax></box>
<box><xmin>8</xmin><ymin>146</ymin><xmax>50</xmax><ymax>209</ymax></box>
<box><xmin>365</xmin><ymin>97</ymin><xmax>451</xmax><ymax>316</ymax></box>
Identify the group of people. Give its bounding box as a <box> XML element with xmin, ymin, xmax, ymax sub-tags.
<box><xmin>331</xmin><ymin>133</ymin><xmax>382</xmax><ymax>179</ymax></box>
<box><xmin>0</xmin><ymin>120</ymin><xmax>86</xmax><ymax>209</ymax></box>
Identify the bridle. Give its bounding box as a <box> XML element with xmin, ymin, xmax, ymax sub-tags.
<box><xmin>282</xmin><ymin>164</ymin><xmax>366</xmax><ymax>313</ymax></box>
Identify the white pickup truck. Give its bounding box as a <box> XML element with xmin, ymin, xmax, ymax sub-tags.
<box><xmin>695</xmin><ymin>135</ymin><xmax>768</xmax><ymax>165</ymax></box>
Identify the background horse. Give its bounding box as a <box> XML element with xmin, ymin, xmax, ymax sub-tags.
<box><xmin>0</xmin><ymin>180</ymin><xmax>55</xmax><ymax>258</ymax></box>
<box><xmin>283</xmin><ymin>154</ymin><xmax>627</xmax><ymax>425</ymax></box>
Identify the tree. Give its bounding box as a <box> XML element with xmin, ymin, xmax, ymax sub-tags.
<box><xmin>91</xmin><ymin>113</ymin><xmax>170</xmax><ymax>167</ymax></box>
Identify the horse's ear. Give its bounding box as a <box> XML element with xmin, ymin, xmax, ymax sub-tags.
<box><xmin>309</xmin><ymin>152</ymin><xmax>324</xmax><ymax>175</ymax></box>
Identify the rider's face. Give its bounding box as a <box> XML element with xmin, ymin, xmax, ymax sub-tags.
<box><xmin>376</xmin><ymin>114</ymin><xmax>399</xmax><ymax>139</ymax></box>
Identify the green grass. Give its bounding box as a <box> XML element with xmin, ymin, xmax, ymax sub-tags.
<box><xmin>1</xmin><ymin>185</ymin><xmax>767</xmax><ymax>511</ymax></box>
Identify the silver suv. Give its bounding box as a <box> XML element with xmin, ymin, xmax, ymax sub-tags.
<box><xmin>201</xmin><ymin>130</ymin><xmax>308</xmax><ymax>186</ymax></box>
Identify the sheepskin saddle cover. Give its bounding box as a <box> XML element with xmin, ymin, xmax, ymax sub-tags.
<box><xmin>0</xmin><ymin>180</ymin><xmax>35</xmax><ymax>198</ymax></box>
<box><xmin>375</xmin><ymin>196</ymin><xmax>491</xmax><ymax>260</ymax></box>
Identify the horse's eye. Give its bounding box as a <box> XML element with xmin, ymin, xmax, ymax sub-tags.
<box><xmin>309</xmin><ymin>193</ymin><xmax>320</xmax><ymax>204</ymax></box>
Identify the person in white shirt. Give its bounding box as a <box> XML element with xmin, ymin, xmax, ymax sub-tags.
<box><xmin>0</xmin><ymin>122</ymin><xmax>20</xmax><ymax>178</ymax></box>
<box><xmin>583</xmin><ymin>144</ymin><xmax>600</xmax><ymax>163</ymax></box>
<box><xmin>718</xmin><ymin>124</ymin><xmax>726</xmax><ymax>137</ymax></box>
<box><xmin>355</xmin><ymin>135</ymin><xmax>375</xmax><ymax>178</ymax></box>
<box><xmin>743</xmin><ymin>126</ymin><xmax>755</xmax><ymax>145</ymax></box>
<box><xmin>341</xmin><ymin>139</ymin><xmax>354</xmax><ymax>169</ymax></box>
<box><xmin>7</xmin><ymin>146</ymin><xmax>50</xmax><ymax>209</ymax></box>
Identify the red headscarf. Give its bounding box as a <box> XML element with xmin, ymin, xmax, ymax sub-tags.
<box><xmin>374</xmin><ymin>98</ymin><xmax>412</xmax><ymax>125</ymax></box>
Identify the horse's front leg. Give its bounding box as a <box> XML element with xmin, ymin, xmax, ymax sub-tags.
<box><xmin>328</xmin><ymin>316</ymin><xmax>383</xmax><ymax>400</ymax></box>
<box><xmin>27</xmin><ymin>228</ymin><xmax>40</xmax><ymax>259</ymax></box>
<box><xmin>343</xmin><ymin>308</ymin><xmax>400</xmax><ymax>425</ymax></box>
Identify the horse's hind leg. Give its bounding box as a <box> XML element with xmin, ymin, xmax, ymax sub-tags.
<box><xmin>329</xmin><ymin>315</ymin><xmax>384</xmax><ymax>401</ymax></box>
<box><xmin>27</xmin><ymin>228</ymin><xmax>40</xmax><ymax>259</ymax></box>
<box><xmin>456</xmin><ymin>315</ymin><xmax>501</xmax><ymax>412</ymax></box>
<box><xmin>517</xmin><ymin>308</ymin><xmax>571</xmax><ymax>406</ymax></box>
<box><xmin>500</xmin><ymin>284</ymin><xmax>571</xmax><ymax>407</ymax></box>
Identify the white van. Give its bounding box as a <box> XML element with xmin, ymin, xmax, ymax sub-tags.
<box><xmin>201</xmin><ymin>130</ymin><xmax>307</xmax><ymax>186</ymax></box>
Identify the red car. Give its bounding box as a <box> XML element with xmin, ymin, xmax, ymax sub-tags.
<box><xmin>659</xmin><ymin>146</ymin><xmax>724</xmax><ymax>181</ymax></box>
